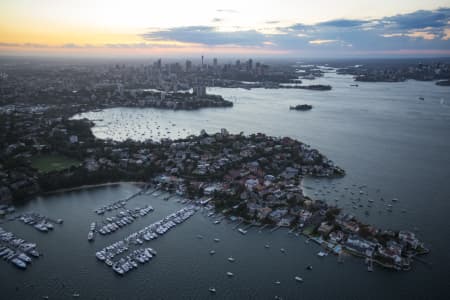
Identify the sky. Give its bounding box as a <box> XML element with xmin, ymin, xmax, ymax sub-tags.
<box><xmin>1</xmin><ymin>0</ymin><xmax>450</xmax><ymax>58</ymax></box>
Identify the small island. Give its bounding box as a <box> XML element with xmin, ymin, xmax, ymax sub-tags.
<box><xmin>290</xmin><ymin>104</ymin><xmax>313</xmax><ymax>111</ymax></box>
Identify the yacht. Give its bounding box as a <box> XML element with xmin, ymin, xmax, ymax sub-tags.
<box><xmin>209</xmin><ymin>287</ymin><xmax>216</xmax><ymax>293</ymax></box>
<box><xmin>17</xmin><ymin>253</ymin><xmax>31</xmax><ymax>263</ymax></box>
<box><xmin>226</xmin><ymin>272</ymin><xmax>234</xmax><ymax>277</ymax></box>
<box><xmin>295</xmin><ymin>276</ymin><xmax>304</xmax><ymax>282</ymax></box>
<box><xmin>105</xmin><ymin>259</ymin><xmax>113</xmax><ymax>267</ymax></box>
<box><xmin>228</xmin><ymin>257</ymin><xmax>235</xmax><ymax>262</ymax></box>
<box><xmin>11</xmin><ymin>258</ymin><xmax>27</xmax><ymax>269</ymax></box>
<box><xmin>96</xmin><ymin>252</ymin><xmax>106</xmax><ymax>261</ymax></box>
<box><xmin>34</xmin><ymin>223</ymin><xmax>48</xmax><ymax>232</ymax></box>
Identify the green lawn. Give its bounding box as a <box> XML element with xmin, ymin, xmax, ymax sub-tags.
<box><xmin>31</xmin><ymin>154</ymin><xmax>81</xmax><ymax>173</ymax></box>
<box><xmin>302</xmin><ymin>225</ymin><xmax>316</xmax><ymax>235</ymax></box>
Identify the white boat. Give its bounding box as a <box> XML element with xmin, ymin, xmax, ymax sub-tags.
<box><xmin>11</xmin><ymin>258</ymin><xmax>27</xmax><ymax>269</ymax></box>
<box><xmin>317</xmin><ymin>251</ymin><xmax>328</xmax><ymax>257</ymax></box>
<box><xmin>295</xmin><ymin>276</ymin><xmax>304</xmax><ymax>282</ymax></box>
<box><xmin>228</xmin><ymin>257</ymin><xmax>235</xmax><ymax>262</ymax></box>
<box><xmin>96</xmin><ymin>252</ymin><xmax>106</xmax><ymax>261</ymax></box>
<box><xmin>209</xmin><ymin>250</ymin><xmax>216</xmax><ymax>255</ymax></box>
<box><xmin>238</xmin><ymin>228</ymin><xmax>247</xmax><ymax>235</ymax></box>
<box><xmin>209</xmin><ymin>287</ymin><xmax>216</xmax><ymax>293</ymax></box>
<box><xmin>226</xmin><ymin>272</ymin><xmax>234</xmax><ymax>277</ymax></box>
<box><xmin>17</xmin><ymin>253</ymin><xmax>31</xmax><ymax>263</ymax></box>
<box><xmin>34</xmin><ymin>223</ymin><xmax>48</xmax><ymax>232</ymax></box>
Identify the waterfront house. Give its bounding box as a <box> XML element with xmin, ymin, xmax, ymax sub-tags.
<box><xmin>318</xmin><ymin>221</ymin><xmax>334</xmax><ymax>236</ymax></box>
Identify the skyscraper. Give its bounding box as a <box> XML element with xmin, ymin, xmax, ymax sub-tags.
<box><xmin>185</xmin><ymin>60</ymin><xmax>192</xmax><ymax>72</ymax></box>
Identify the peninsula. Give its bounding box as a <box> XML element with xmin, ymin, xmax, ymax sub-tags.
<box><xmin>0</xmin><ymin>101</ymin><xmax>428</xmax><ymax>272</ymax></box>
<box><xmin>0</xmin><ymin>59</ymin><xmax>429</xmax><ymax>273</ymax></box>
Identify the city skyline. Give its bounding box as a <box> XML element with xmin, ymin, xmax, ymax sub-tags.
<box><xmin>1</xmin><ymin>0</ymin><xmax>450</xmax><ymax>57</ymax></box>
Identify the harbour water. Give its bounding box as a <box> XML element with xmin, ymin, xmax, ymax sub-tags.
<box><xmin>2</xmin><ymin>70</ymin><xmax>450</xmax><ymax>299</ymax></box>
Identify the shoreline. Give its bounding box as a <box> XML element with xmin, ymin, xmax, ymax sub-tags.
<box><xmin>43</xmin><ymin>181</ymin><xmax>146</xmax><ymax>196</ymax></box>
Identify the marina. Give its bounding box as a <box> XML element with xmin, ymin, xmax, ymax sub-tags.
<box><xmin>0</xmin><ymin>227</ymin><xmax>40</xmax><ymax>269</ymax></box>
<box><xmin>0</xmin><ymin>73</ymin><xmax>449</xmax><ymax>298</ymax></box>
<box><xmin>17</xmin><ymin>212</ymin><xmax>63</xmax><ymax>233</ymax></box>
<box><xmin>95</xmin><ymin>206</ymin><xmax>196</xmax><ymax>275</ymax></box>
<box><xmin>96</xmin><ymin>205</ymin><xmax>154</xmax><ymax>237</ymax></box>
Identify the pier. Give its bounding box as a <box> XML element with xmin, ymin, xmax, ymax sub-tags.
<box><xmin>95</xmin><ymin>206</ymin><xmax>197</xmax><ymax>276</ymax></box>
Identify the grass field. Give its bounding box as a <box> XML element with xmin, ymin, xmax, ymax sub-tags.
<box><xmin>302</xmin><ymin>225</ymin><xmax>316</xmax><ymax>236</ymax></box>
<box><xmin>31</xmin><ymin>154</ymin><xmax>81</xmax><ymax>173</ymax></box>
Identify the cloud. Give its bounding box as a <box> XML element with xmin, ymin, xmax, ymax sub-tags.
<box><xmin>138</xmin><ymin>8</ymin><xmax>450</xmax><ymax>55</ymax></box>
<box><xmin>0</xmin><ymin>42</ymin><xmax>189</xmax><ymax>49</ymax></box>
<box><xmin>317</xmin><ymin>19</ymin><xmax>369</xmax><ymax>27</ymax></box>
<box><xmin>0</xmin><ymin>42</ymin><xmax>48</xmax><ymax>48</ymax></box>
<box><xmin>406</xmin><ymin>31</ymin><xmax>437</xmax><ymax>40</ymax></box>
<box><xmin>381</xmin><ymin>31</ymin><xmax>438</xmax><ymax>40</ymax></box>
<box><xmin>381</xmin><ymin>33</ymin><xmax>404</xmax><ymax>38</ymax></box>
<box><xmin>309</xmin><ymin>39</ymin><xmax>339</xmax><ymax>45</ymax></box>
<box><xmin>2</xmin><ymin>8</ymin><xmax>449</xmax><ymax>56</ymax></box>
<box><xmin>286</xmin><ymin>23</ymin><xmax>308</xmax><ymax>31</ymax></box>
<box><xmin>443</xmin><ymin>28</ymin><xmax>450</xmax><ymax>40</ymax></box>
<box><xmin>216</xmin><ymin>9</ymin><xmax>237</xmax><ymax>14</ymax></box>
<box><xmin>385</xmin><ymin>8</ymin><xmax>450</xmax><ymax>30</ymax></box>
<box><xmin>0</xmin><ymin>42</ymin><xmax>21</xmax><ymax>47</ymax></box>
<box><xmin>62</xmin><ymin>43</ymin><xmax>92</xmax><ymax>48</ymax></box>
<box><xmin>142</xmin><ymin>26</ymin><xmax>267</xmax><ymax>46</ymax></box>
